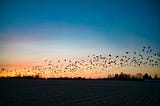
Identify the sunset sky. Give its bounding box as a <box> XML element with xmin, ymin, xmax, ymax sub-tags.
<box><xmin>0</xmin><ymin>0</ymin><xmax>160</xmax><ymax>78</ymax></box>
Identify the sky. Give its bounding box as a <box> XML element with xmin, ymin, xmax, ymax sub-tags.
<box><xmin>0</xmin><ymin>0</ymin><xmax>160</xmax><ymax>78</ymax></box>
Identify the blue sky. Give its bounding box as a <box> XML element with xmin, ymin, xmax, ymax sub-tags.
<box><xmin>0</xmin><ymin>0</ymin><xmax>160</xmax><ymax>64</ymax></box>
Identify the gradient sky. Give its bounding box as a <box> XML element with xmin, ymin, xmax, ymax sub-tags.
<box><xmin>0</xmin><ymin>0</ymin><xmax>160</xmax><ymax>77</ymax></box>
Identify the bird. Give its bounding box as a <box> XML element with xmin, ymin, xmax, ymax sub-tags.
<box><xmin>44</xmin><ymin>59</ymin><xmax>48</xmax><ymax>62</ymax></box>
<box><xmin>126</xmin><ymin>52</ymin><xmax>129</xmax><ymax>54</ymax></box>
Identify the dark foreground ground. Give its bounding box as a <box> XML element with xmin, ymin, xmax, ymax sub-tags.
<box><xmin>0</xmin><ymin>79</ymin><xmax>160</xmax><ymax>106</ymax></box>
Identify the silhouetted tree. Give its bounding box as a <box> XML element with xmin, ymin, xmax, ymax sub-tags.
<box><xmin>154</xmin><ymin>73</ymin><xmax>158</xmax><ymax>80</ymax></box>
<box><xmin>143</xmin><ymin>73</ymin><xmax>152</xmax><ymax>80</ymax></box>
<box><xmin>114</xmin><ymin>74</ymin><xmax>119</xmax><ymax>80</ymax></box>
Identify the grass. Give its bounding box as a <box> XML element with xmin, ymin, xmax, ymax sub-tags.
<box><xmin>0</xmin><ymin>79</ymin><xmax>160</xmax><ymax>106</ymax></box>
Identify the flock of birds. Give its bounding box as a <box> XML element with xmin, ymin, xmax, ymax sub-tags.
<box><xmin>0</xmin><ymin>46</ymin><xmax>160</xmax><ymax>78</ymax></box>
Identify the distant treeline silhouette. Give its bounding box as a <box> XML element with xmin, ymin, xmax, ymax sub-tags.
<box><xmin>108</xmin><ymin>72</ymin><xmax>155</xmax><ymax>81</ymax></box>
<box><xmin>0</xmin><ymin>74</ymin><xmax>40</xmax><ymax>79</ymax></box>
<box><xmin>0</xmin><ymin>72</ymin><xmax>159</xmax><ymax>81</ymax></box>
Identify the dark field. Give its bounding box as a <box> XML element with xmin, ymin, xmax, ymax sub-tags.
<box><xmin>0</xmin><ymin>79</ymin><xmax>160</xmax><ymax>106</ymax></box>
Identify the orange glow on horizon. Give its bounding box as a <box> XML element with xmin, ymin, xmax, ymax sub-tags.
<box><xmin>0</xmin><ymin>61</ymin><xmax>160</xmax><ymax>78</ymax></box>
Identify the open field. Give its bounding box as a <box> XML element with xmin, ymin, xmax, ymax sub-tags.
<box><xmin>0</xmin><ymin>79</ymin><xmax>160</xmax><ymax>106</ymax></box>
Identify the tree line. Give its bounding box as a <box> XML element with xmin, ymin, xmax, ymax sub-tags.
<box><xmin>0</xmin><ymin>72</ymin><xmax>159</xmax><ymax>81</ymax></box>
